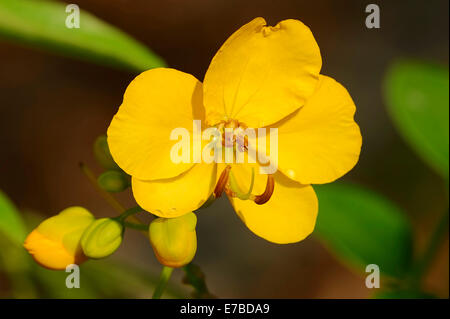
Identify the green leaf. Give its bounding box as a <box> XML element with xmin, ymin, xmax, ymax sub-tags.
<box><xmin>0</xmin><ymin>190</ymin><xmax>27</xmax><ymax>245</ymax></box>
<box><xmin>374</xmin><ymin>289</ymin><xmax>437</xmax><ymax>299</ymax></box>
<box><xmin>0</xmin><ymin>232</ymin><xmax>37</xmax><ymax>298</ymax></box>
<box><xmin>32</xmin><ymin>265</ymin><xmax>100</xmax><ymax>298</ymax></box>
<box><xmin>314</xmin><ymin>183</ymin><xmax>413</xmax><ymax>278</ymax></box>
<box><xmin>384</xmin><ymin>60</ymin><xmax>449</xmax><ymax>179</ymax></box>
<box><xmin>32</xmin><ymin>259</ymin><xmax>185</xmax><ymax>298</ymax></box>
<box><xmin>0</xmin><ymin>0</ymin><xmax>166</xmax><ymax>72</ymax></box>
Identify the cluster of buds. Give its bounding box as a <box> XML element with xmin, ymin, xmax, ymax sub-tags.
<box><xmin>23</xmin><ymin>135</ymin><xmax>199</xmax><ymax>270</ymax></box>
<box><xmin>23</xmin><ymin>207</ymin><xmax>124</xmax><ymax>270</ymax></box>
<box><xmin>24</xmin><ymin>207</ymin><xmax>198</xmax><ymax>270</ymax></box>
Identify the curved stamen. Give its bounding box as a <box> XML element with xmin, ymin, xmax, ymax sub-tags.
<box><xmin>252</xmin><ymin>174</ymin><xmax>275</xmax><ymax>205</ymax></box>
<box><xmin>213</xmin><ymin>165</ymin><xmax>231</xmax><ymax>198</ymax></box>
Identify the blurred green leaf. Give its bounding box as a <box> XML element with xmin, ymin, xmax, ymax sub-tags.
<box><xmin>374</xmin><ymin>289</ymin><xmax>437</xmax><ymax>299</ymax></box>
<box><xmin>0</xmin><ymin>190</ymin><xmax>27</xmax><ymax>245</ymax></box>
<box><xmin>82</xmin><ymin>260</ymin><xmax>186</xmax><ymax>298</ymax></box>
<box><xmin>32</xmin><ymin>265</ymin><xmax>99</xmax><ymax>298</ymax></box>
<box><xmin>0</xmin><ymin>0</ymin><xmax>166</xmax><ymax>72</ymax></box>
<box><xmin>0</xmin><ymin>233</ymin><xmax>37</xmax><ymax>298</ymax></box>
<box><xmin>384</xmin><ymin>60</ymin><xmax>449</xmax><ymax>179</ymax></box>
<box><xmin>314</xmin><ymin>183</ymin><xmax>413</xmax><ymax>278</ymax></box>
<box><xmin>30</xmin><ymin>258</ymin><xmax>186</xmax><ymax>298</ymax></box>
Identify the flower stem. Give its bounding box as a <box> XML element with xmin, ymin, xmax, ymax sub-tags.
<box><xmin>409</xmin><ymin>207</ymin><xmax>449</xmax><ymax>287</ymax></box>
<box><xmin>117</xmin><ymin>206</ymin><xmax>142</xmax><ymax>222</ymax></box>
<box><xmin>79</xmin><ymin>162</ymin><xmax>144</xmax><ymax>230</ymax></box>
<box><xmin>79</xmin><ymin>162</ymin><xmax>124</xmax><ymax>213</ymax></box>
<box><xmin>182</xmin><ymin>263</ymin><xmax>213</xmax><ymax>298</ymax></box>
<box><xmin>152</xmin><ymin>266</ymin><xmax>174</xmax><ymax>299</ymax></box>
<box><xmin>123</xmin><ymin>221</ymin><xmax>149</xmax><ymax>231</ymax></box>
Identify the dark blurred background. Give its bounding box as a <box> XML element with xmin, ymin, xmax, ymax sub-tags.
<box><xmin>0</xmin><ymin>0</ymin><xmax>448</xmax><ymax>298</ymax></box>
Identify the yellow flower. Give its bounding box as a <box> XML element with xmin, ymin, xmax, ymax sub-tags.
<box><xmin>107</xmin><ymin>18</ymin><xmax>362</xmax><ymax>244</ymax></box>
<box><xmin>149</xmin><ymin>213</ymin><xmax>197</xmax><ymax>268</ymax></box>
<box><xmin>24</xmin><ymin>207</ymin><xmax>95</xmax><ymax>270</ymax></box>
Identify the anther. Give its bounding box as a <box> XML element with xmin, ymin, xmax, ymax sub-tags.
<box><xmin>253</xmin><ymin>175</ymin><xmax>275</xmax><ymax>205</ymax></box>
<box><xmin>214</xmin><ymin>165</ymin><xmax>231</xmax><ymax>198</ymax></box>
<box><xmin>224</xmin><ymin>187</ymin><xmax>235</xmax><ymax>197</ymax></box>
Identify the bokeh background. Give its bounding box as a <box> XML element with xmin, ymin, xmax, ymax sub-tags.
<box><xmin>0</xmin><ymin>0</ymin><xmax>448</xmax><ymax>298</ymax></box>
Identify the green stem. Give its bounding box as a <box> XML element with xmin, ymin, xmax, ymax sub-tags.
<box><xmin>79</xmin><ymin>162</ymin><xmax>124</xmax><ymax>213</ymax></box>
<box><xmin>123</xmin><ymin>221</ymin><xmax>149</xmax><ymax>231</ymax></box>
<box><xmin>79</xmin><ymin>162</ymin><xmax>146</xmax><ymax>233</ymax></box>
<box><xmin>182</xmin><ymin>263</ymin><xmax>214</xmax><ymax>298</ymax></box>
<box><xmin>152</xmin><ymin>266</ymin><xmax>174</xmax><ymax>299</ymax></box>
<box><xmin>409</xmin><ymin>208</ymin><xmax>449</xmax><ymax>287</ymax></box>
<box><xmin>117</xmin><ymin>206</ymin><xmax>142</xmax><ymax>222</ymax></box>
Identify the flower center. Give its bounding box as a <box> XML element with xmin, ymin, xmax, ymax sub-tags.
<box><xmin>211</xmin><ymin>119</ymin><xmax>275</xmax><ymax>205</ymax></box>
<box><xmin>216</xmin><ymin>119</ymin><xmax>249</xmax><ymax>152</ymax></box>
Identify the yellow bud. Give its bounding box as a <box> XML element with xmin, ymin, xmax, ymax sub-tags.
<box><xmin>81</xmin><ymin>218</ymin><xmax>123</xmax><ymax>259</ymax></box>
<box><xmin>149</xmin><ymin>213</ymin><xmax>197</xmax><ymax>268</ymax></box>
<box><xmin>23</xmin><ymin>207</ymin><xmax>95</xmax><ymax>270</ymax></box>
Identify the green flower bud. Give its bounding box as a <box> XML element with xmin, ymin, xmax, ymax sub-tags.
<box><xmin>97</xmin><ymin>170</ymin><xmax>130</xmax><ymax>193</ymax></box>
<box><xmin>81</xmin><ymin>218</ymin><xmax>124</xmax><ymax>259</ymax></box>
<box><xmin>149</xmin><ymin>213</ymin><xmax>197</xmax><ymax>268</ymax></box>
<box><xmin>93</xmin><ymin>135</ymin><xmax>120</xmax><ymax>170</ymax></box>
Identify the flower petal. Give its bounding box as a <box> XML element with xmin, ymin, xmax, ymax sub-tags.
<box><xmin>107</xmin><ymin>68</ymin><xmax>205</xmax><ymax>180</ymax></box>
<box><xmin>132</xmin><ymin>163</ymin><xmax>217</xmax><ymax>218</ymax></box>
<box><xmin>23</xmin><ymin>207</ymin><xmax>94</xmax><ymax>270</ymax></box>
<box><xmin>24</xmin><ymin>229</ymin><xmax>87</xmax><ymax>270</ymax></box>
<box><xmin>228</xmin><ymin>164</ymin><xmax>318</xmax><ymax>244</ymax></box>
<box><xmin>275</xmin><ymin>75</ymin><xmax>362</xmax><ymax>184</ymax></box>
<box><xmin>203</xmin><ymin>17</ymin><xmax>322</xmax><ymax>128</ymax></box>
